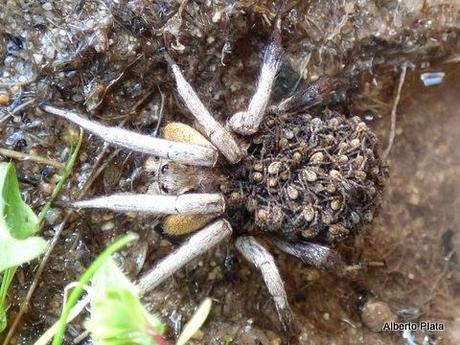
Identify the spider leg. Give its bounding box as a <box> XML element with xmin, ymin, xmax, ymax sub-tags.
<box><xmin>40</xmin><ymin>104</ymin><xmax>218</xmax><ymax>167</ymax></box>
<box><xmin>273</xmin><ymin>238</ymin><xmax>344</xmax><ymax>272</ymax></box>
<box><xmin>73</xmin><ymin>193</ymin><xmax>225</xmax><ymax>214</ymax></box>
<box><xmin>138</xmin><ymin>219</ymin><xmax>232</xmax><ymax>294</ymax></box>
<box><xmin>235</xmin><ymin>236</ymin><xmax>295</xmax><ymax>332</ymax></box>
<box><xmin>228</xmin><ymin>18</ymin><xmax>283</xmax><ymax>136</ymax></box>
<box><xmin>164</xmin><ymin>53</ymin><xmax>244</xmax><ymax>164</ymax></box>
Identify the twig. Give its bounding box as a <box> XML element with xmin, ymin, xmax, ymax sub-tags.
<box><xmin>383</xmin><ymin>63</ymin><xmax>408</xmax><ymax>160</ymax></box>
<box><xmin>153</xmin><ymin>86</ymin><xmax>165</xmax><ymax>137</ymax></box>
<box><xmin>0</xmin><ymin>99</ymin><xmax>35</xmax><ymax>125</ymax></box>
<box><xmin>0</xmin><ymin>148</ymin><xmax>65</xmax><ymax>169</ymax></box>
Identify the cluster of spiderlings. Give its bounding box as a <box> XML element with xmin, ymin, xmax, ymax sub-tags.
<box><xmin>222</xmin><ymin>110</ymin><xmax>387</xmax><ymax>243</ymax></box>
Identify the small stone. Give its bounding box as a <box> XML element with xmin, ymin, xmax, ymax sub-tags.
<box><xmin>361</xmin><ymin>300</ymin><xmax>397</xmax><ymax>332</ymax></box>
<box><xmin>0</xmin><ymin>92</ymin><xmax>10</xmax><ymax>106</ymax></box>
<box><xmin>101</xmin><ymin>221</ymin><xmax>115</xmax><ymax>231</ymax></box>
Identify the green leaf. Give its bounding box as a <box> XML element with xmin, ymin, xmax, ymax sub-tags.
<box><xmin>52</xmin><ymin>233</ymin><xmax>139</xmax><ymax>345</ymax></box>
<box><xmin>0</xmin><ymin>163</ymin><xmax>47</xmax><ymax>272</ymax></box>
<box><xmin>86</xmin><ymin>259</ymin><xmax>165</xmax><ymax>345</ymax></box>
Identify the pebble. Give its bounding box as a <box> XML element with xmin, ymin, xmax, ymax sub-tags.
<box><xmin>361</xmin><ymin>300</ymin><xmax>397</xmax><ymax>332</ymax></box>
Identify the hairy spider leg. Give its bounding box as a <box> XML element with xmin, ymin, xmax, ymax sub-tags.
<box><xmin>228</xmin><ymin>18</ymin><xmax>283</xmax><ymax>136</ymax></box>
<box><xmin>164</xmin><ymin>53</ymin><xmax>244</xmax><ymax>164</ymax></box>
<box><xmin>72</xmin><ymin>193</ymin><xmax>225</xmax><ymax>215</ymax></box>
<box><xmin>138</xmin><ymin>219</ymin><xmax>232</xmax><ymax>293</ymax></box>
<box><xmin>40</xmin><ymin>104</ymin><xmax>218</xmax><ymax>167</ymax></box>
<box><xmin>235</xmin><ymin>236</ymin><xmax>295</xmax><ymax>332</ymax></box>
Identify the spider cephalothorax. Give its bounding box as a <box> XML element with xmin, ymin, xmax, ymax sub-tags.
<box><xmin>222</xmin><ymin>110</ymin><xmax>386</xmax><ymax>243</ymax></box>
<box><xmin>40</xmin><ymin>19</ymin><xmax>387</xmax><ymax>334</ymax></box>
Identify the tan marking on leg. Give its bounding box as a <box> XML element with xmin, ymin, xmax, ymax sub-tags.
<box><xmin>163</xmin><ymin>122</ymin><xmax>214</xmax><ymax>148</ymax></box>
<box><xmin>163</xmin><ymin>214</ymin><xmax>216</xmax><ymax>236</ymax></box>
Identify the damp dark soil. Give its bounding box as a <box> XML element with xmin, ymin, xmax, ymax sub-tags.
<box><xmin>1</xmin><ymin>1</ymin><xmax>460</xmax><ymax>345</ymax></box>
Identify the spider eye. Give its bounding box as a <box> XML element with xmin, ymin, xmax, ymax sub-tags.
<box><xmin>160</xmin><ymin>183</ymin><xmax>170</xmax><ymax>194</ymax></box>
<box><xmin>161</xmin><ymin>164</ymin><xmax>169</xmax><ymax>174</ymax></box>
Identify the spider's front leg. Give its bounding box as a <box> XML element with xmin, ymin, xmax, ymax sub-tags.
<box><xmin>235</xmin><ymin>236</ymin><xmax>295</xmax><ymax>333</ymax></box>
<box><xmin>72</xmin><ymin>192</ymin><xmax>225</xmax><ymax>214</ymax></box>
<box><xmin>228</xmin><ymin>18</ymin><xmax>283</xmax><ymax>136</ymax></box>
<box><xmin>40</xmin><ymin>104</ymin><xmax>218</xmax><ymax>167</ymax></box>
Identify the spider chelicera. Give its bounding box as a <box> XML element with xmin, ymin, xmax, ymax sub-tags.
<box><xmin>41</xmin><ymin>18</ymin><xmax>386</xmax><ymax>333</ymax></box>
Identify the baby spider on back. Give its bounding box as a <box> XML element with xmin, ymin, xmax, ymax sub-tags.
<box><xmin>41</xmin><ymin>18</ymin><xmax>387</xmax><ymax>333</ymax></box>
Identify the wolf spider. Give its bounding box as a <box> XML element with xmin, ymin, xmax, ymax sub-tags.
<box><xmin>41</xmin><ymin>19</ymin><xmax>386</xmax><ymax>333</ymax></box>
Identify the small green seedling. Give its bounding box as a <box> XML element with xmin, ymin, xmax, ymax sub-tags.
<box><xmin>52</xmin><ymin>233</ymin><xmax>168</xmax><ymax>345</ymax></box>
<box><xmin>0</xmin><ymin>163</ymin><xmax>47</xmax><ymax>272</ymax></box>
<box><xmin>0</xmin><ymin>163</ymin><xmax>47</xmax><ymax>331</ymax></box>
<box><xmin>87</xmin><ymin>258</ymin><xmax>167</xmax><ymax>345</ymax></box>
<box><xmin>1</xmin><ymin>131</ymin><xmax>82</xmax><ymax>333</ymax></box>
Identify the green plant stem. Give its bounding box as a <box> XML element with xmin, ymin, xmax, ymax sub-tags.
<box><xmin>37</xmin><ymin>130</ymin><xmax>83</xmax><ymax>227</ymax></box>
<box><xmin>0</xmin><ymin>131</ymin><xmax>82</xmax><ymax>339</ymax></box>
<box><xmin>0</xmin><ymin>267</ymin><xmax>16</xmax><ymax>331</ymax></box>
<box><xmin>52</xmin><ymin>233</ymin><xmax>138</xmax><ymax>345</ymax></box>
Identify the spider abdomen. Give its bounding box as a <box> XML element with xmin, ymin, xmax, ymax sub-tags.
<box><xmin>222</xmin><ymin>110</ymin><xmax>387</xmax><ymax>244</ymax></box>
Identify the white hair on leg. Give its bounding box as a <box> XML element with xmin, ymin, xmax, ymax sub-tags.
<box><xmin>235</xmin><ymin>236</ymin><xmax>294</xmax><ymax>332</ymax></box>
<box><xmin>164</xmin><ymin>53</ymin><xmax>244</xmax><ymax>164</ymax></box>
<box><xmin>73</xmin><ymin>193</ymin><xmax>225</xmax><ymax>214</ymax></box>
<box><xmin>229</xmin><ymin>19</ymin><xmax>283</xmax><ymax>136</ymax></box>
<box><xmin>138</xmin><ymin>219</ymin><xmax>232</xmax><ymax>293</ymax></box>
<box><xmin>41</xmin><ymin>104</ymin><xmax>218</xmax><ymax>167</ymax></box>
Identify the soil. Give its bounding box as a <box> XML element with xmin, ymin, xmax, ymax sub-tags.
<box><xmin>1</xmin><ymin>1</ymin><xmax>460</xmax><ymax>345</ymax></box>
